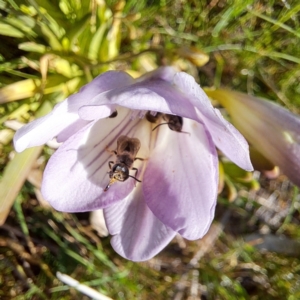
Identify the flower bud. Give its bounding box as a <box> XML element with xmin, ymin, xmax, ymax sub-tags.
<box><xmin>206</xmin><ymin>89</ymin><xmax>300</xmax><ymax>186</ymax></box>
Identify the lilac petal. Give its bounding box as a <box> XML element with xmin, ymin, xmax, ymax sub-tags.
<box><xmin>87</xmin><ymin>80</ymin><xmax>199</xmax><ymax>120</ymax></box>
<box><xmin>41</xmin><ymin>108</ymin><xmax>148</xmax><ymax>212</ymax></box>
<box><xmin>78</xmin><ymin>105</ymin><xmax>114</xmax><ymax>121</ymax></box>
<box><xmin>136</xmin><ymin>66</ymin><xmax>176</xmax><ymax>82</ymax></box>
<box><xmin>143</xmin><ymin>118</ymin><xmax>219</xmax><ymax>240</ymax></box>
<box><xmin>173</xmin><ymin>72</ymin><xmax>253</xmax><ymax>171</ymax></box>
<box><xmin>197</xmin><ymin>108</ymin><xmax>253</xmax><ymax>171</ymax></box>
<box><xmin>56</xmin><ymin>118</ymin><xmax>91</xmax><ymax>143</ymax></box>
<box><xmin>14</xmin><ymin>71</ymin><xmax>134</xmax><ymax>153</ymax></box>
<box><xmin>13</xmin><ymin>101</ymin><xmax>80</xmax><ymax>152</ymax></box>
<box><xmin>67</xmin><ymin>71</ymin><xmax>134</xmax><ymax>111</ymax></box>
<box><xmin>104</xmin><ymin>185</ymin><xmax>176</xmax><ymax>261</ymax></box>
<box><xmin>66</xmin><ymin>71</ymin><xmax>133</xmax><ymax>119</ymax></box>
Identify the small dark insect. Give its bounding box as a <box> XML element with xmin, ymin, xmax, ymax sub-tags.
<box><xmin>160</xmin><ymin>114</ymin><xmax>184</xmax><ymax>132</ymax></box>
<box><xmin>104</xmin><ymin>135</ymin><xmax>143</xmax><ymax>192</ymax></box>
<box><xmin>109</xmin><ymin>110</ymin><xmax>118</xmax><ymax>118</ymax></box>
<box><xmin>145</xmin><ymin>111</ymin><xmax>188</xmax><ymax>134</ymax></box>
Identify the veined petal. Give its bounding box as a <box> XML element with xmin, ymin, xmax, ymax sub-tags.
<box><xmin>41</xmin><ymin>108</ymin><xmax>150</xmax><ymax>212</ymax></box>
<box><xmin>104</xmin><ymin>184</ymin><xmax>176</xmax><ymax>261</ymax></box>
<box><xmin>14</xmin><ymin>101</ymin><xmax>80</xmax><ymax>152</ymax></box>
<box><xmin>143</xmin><ymin>118</ymin><xmax>219</xmax><ymax>240</ymax></box>
<box><xmin>173</xmin><ymin>72</ymin><xmax>253</xmax><ymax>171</ymax></box>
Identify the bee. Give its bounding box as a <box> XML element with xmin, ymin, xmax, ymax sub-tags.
<box><xmin>104</xmin><ymin>135</ymin><xmax>143</xmax><ymax>192</ymax></box>
<box><xmin>145</xmin><ymin>111</ymin><xmax>188</xmax><ymax>134</ymax></box>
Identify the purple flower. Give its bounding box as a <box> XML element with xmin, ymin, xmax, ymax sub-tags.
<box><xmin>14</xmin><ymin>67</ymin><xmax>253</xmax><ymax>261</ymax></box>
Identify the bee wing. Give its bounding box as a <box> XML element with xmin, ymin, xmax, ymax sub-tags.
<box><xmin>116</xmin><ymin>135</ymin><xmax>129</xmax><ymax>150</ymax></box>
<box><xmin>117</xmin><ymin>135</ymin><xmax>141</xmax><ymax>156</ymax></box>
<box><xmin>129</xmin><ymin>137</ymin><xmax>141</xmax><ymax>157</ymax></box>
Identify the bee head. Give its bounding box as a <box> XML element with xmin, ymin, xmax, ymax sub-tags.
<box><xmin>110</xmin><ymin>163</ymin><xmax>129</xmax><ymax>181</ymax></box>
<box><xmin>104</xmin><ymin>163</ymin><xmax>130</xmax><ymax>192</ymax></box>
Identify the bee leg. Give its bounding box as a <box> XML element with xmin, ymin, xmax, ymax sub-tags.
<box><xmin>134</xmin><ymin>157</ymin><xmax>147</xmax><ymax>161</ymax></box>
<box><xmin>130</xmin><ymin>167</ymin><xmax>142</xmax><ymax>186</ymax></box>
<box><xmin>108</xmin><ymin>161</ymin><xmax>114</xmax><ymax>170</ymax></box>
<box><xmin>105</xmin><ymin>146</ymin><xmax>117</xmax><ymax>155</ymax></box>
<box><xmin>132</xmin><ymin>167</ymin><xmax>139</xmax><ymax>178</ymax></box>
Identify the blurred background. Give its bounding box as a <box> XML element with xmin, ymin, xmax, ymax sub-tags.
<box><xmin>0</xmin><ymin>0</ymin><xmax>300</xmax><ymax>299</ymax></box>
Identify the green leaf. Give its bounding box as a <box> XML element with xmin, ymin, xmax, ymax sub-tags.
<box><xmin>5</xmin><ymin>15</ymin><xmax>36</xmax><ymax>36</ymax></box>
<box><xmin>88</xmin><ymin>23</ymin><xmax>106</xmax><ymax>60</ymax></box>
<box><xmin>223</xmin><ymin>162</ymin><xmax>252</xmax><ymax>180</ymax></box>
<box><xmin>0</xmin><ymin>103</ymin><xmax>31</xmax><ymax>124</ymax></box>
<box><xmin>212</xmin><ymin>0</ymin><xmax>254</xmax><ymax>37</ymax></box>
<box><xmin>0</xmin><ymin>79</ymin><xmax>41</xmax><ymax>103</ymax></box>
<box><xmin>18</xmin><ymin>41</ymin><xmax>46</xmax><ymax>53</ymax></box>
<box><xmin>0</xmin><ymin>22</ymin><xmax>24</xmax><ymax>37</ymax></box>
<box><xmin>40</xmin><ymin>22</ymin><xmax>62</xmax><ymax>50</ymax></box>
<box><xmin>0</xmin><ymin>101</ymin><xmax>52</xmax><ymax>225</ymax></box>
<box><xmin>28</xmin><ymin>0</ymin><xmax>68</xmax><ymax>28</ymax></box>
<box><xmin>66</xmin><ymin>13</ymin><xmax>91</xmax><ymax>49</ymax></box>
<box><xmin>249</xmin><ymin>10</ymin><xmax>300</xmax><ymax>38</ymax></box>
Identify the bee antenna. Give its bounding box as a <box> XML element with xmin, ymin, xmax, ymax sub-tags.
<box><xmin>152</xmin><ymin>123</ymin><xmax>190</xmax><ymax>135</ymax></box>
<box><xmin>152</xmin><ymin>122</ymin><xmax>169</xmax><ymax>131</ymax></box>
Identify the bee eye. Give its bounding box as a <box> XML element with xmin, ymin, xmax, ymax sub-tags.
<box><xmin>113</xmin><ymin>165</ymin><xmax>121</xmax><ymax>172</ymax></box>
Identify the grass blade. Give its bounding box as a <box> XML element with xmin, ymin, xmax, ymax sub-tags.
<box><xmin>0</xmin><ymin>102</ymin><xmax>52</xmax><ymax>225</ymax></box>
